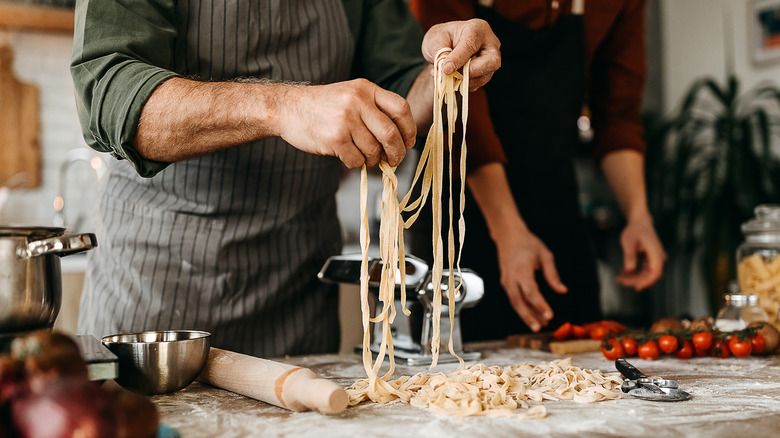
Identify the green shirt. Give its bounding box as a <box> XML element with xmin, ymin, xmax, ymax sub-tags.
<box><xmin>71</xmin><ymin>0</ymin><xmax>426</xmax><ymax>177</ymax></box>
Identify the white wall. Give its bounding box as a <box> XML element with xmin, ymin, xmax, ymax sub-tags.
<box><xmin>654</xmin><ymin>0</ymin><xmax>780</xmax><ymax>318</ymax></box>
<box><xmin>0</xmin><ymin>29</ymin><xmax>102</xmax><ymax>230</ymax></box>
<box><xmin>660</xmin><ymin>0</ymin><xmax>780</xmax><ymax>114</ymax></box>
<box><xmin>730</xmin><ymin>0</ymin><xmax>780</xmax><ymax>90</ymax></box>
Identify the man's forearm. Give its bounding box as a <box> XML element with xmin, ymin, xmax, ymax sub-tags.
<box><xmin>602</xmin><ymin>149</ymin><xmax>667</xmax><ymax>288</ymax></box>
<box><xmin>466</xmin><ymin>162</ymin><xmax>529</xmax><ymax>242</ymax></box>
<box><xmin>600</xmin><ymin>150</ymin><xmax>652</xmax><ymax>222</ymax></box>
<box><xmin>133</xmin><ymin>77</ymin><xmax>287</xmax><ymax>162</ymax></box>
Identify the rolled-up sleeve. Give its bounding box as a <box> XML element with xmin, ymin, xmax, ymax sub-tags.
<box><xmin>589</xmin><ymin>0</ymin><xmax>647</xmax><ymax>161</ymax></box>
<box><xmin>70</xmin><ymin>0</ymin><xmax>180</xmax><ymax>177</ymax></box>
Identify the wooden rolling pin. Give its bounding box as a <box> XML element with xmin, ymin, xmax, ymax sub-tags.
<box><xmin>197</xmin><ymin>348</ymin><xmax>348</xmax><ymax>415</ymax></box>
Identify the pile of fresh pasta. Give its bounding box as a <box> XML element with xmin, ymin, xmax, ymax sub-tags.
<box><xmin>348</xmin><ymin>358</ymin><xmax>622</xmax><ymax>418</ymax></box>
<box><xmin>352</xmin><ymin>50</ymin><xmax>622</xmax><ymax>417</ymax></box>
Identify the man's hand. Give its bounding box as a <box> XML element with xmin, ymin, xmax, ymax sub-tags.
<box><xmin>277</xmin><ymin>79</ymin><xmax>416</xmax><ymax>168</ymax></box>
<box><xmin>616</xmin><ymin>216</ymin><xmax>666</xmax><ymax>290</ymax></box>
<box><xmin>600</xmin><ymin>150</ymin><xmax>666</xmax><ymax>291</ymax></box>
<box><xmin>497</xmin><ymin>229</ymin><xmax>568</xmax><ymax>332</ymax></box>
<box><xmin>421</xmin><ymin>19</ymin><xmax>501</xmax><ymax>91</ymax></box>
<box><xmin>466</xmin><ymin>163</ymin><xmax>564</xmax><ymax>332</ymax></box>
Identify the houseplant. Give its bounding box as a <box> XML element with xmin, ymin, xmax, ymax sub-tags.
<box><xmin>645</xmin><ymin>76</ymin><xmax>780</xmax><ymax>314</ymax></box>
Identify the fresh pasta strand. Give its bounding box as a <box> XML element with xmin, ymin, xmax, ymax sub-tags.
<box><xmin>398</xmin><ymin>49</ymin><xmax>470</xmax><ymax>368</ymax></box>
<box><xmin>356</xmin><ymin>49</ymin><xmax>470</xmax><ymax>404</ymax></box>
<box><xmin>359</xmin><ymin>161</ymin><xmax>405</xmax><ymax>400</ymax></box>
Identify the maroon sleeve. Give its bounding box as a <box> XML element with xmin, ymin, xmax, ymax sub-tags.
<box><xmin>409</xmin><ymin>0</ymin><xmax>475</xmax><ymax>28</ymax></box>
<box><xmin>589</xmin><ymin>0</ymin><xmax>647</xmax><ymax>161</ymax></box>
<box><xmin>410</xmin><ymin>0</ymin><xmax>508</xmax><ymax>173</ymax></box>
<box><xmin>464</xmin><ymin>89</ymin><xmax>508</xmax><ymax>171</ymax></box>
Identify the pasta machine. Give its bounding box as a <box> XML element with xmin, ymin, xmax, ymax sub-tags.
<box><xmin>318</xmin><ymin>254</ymin><xmax>484</xmax><ymax>366</ymax></box>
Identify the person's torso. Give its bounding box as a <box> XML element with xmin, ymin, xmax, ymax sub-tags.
<box><xmin>83</xmin><ymin>0</ymin><xmax>356</xmax><ymax>355</ymax></box>
<box><xmin>107</xmin><ymin>0</ymin><xmax>355</xmax><ymax>222</ymax></box>
<box><xmin>476</xmin><ymin>2</ymin><xmax>586</xmax><ymax>224</ymax></box>
<box><xmin>480</xmin><ymin>0</ymin><xmax>632</xmax><ymax>71</ymax></box>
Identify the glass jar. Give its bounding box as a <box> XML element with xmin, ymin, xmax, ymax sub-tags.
<box><xmin>714</xmin><ymin>291</ymin><xmax>769</xmax><ymax>331</ymax></box>
<box><xmin>736</xmin><ymin>205</ymin><xmax>780</xmax><ymax>328</ymax></box>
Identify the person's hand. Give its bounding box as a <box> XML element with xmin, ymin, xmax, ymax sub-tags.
<box><xmin>496</xmin><ymin>229</ymin><xmax>568</xmax><ymax>332</ymax></box>
<box><xmin>616</xmin><ymin>216</ymin><xmax>666</xmax><ymax>290</ymax></box>
<box><xmin>277</xmin><ymin>79</ymin><xmax>416</xmax><ymax>168</ymax></box>
<box><xmin>421</xmin><ymin>19</ymin><xmax>501</xmax><ymax>91</ymax></box>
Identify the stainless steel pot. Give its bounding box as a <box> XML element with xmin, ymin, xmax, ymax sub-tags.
<box><xmin>0</xmin><ymin>226</ymin><xmax>97</xmax><ymax>333</ymax></box>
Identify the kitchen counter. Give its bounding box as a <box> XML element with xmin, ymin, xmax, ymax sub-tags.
<box><xmin>153</xmin><ymin>342</ymin><xmax>780</xmax><ymax>438</ymax></box>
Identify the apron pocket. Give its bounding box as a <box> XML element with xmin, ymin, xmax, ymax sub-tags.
<box><xmin>101</xmin><ymin>196</ymin><xmax>226</xmax><ymax>276</ymax></box>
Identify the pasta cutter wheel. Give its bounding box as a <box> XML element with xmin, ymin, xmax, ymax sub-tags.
<box><xmin>615</xmin><ymin>358</ymin><xmax>692</xmax><ymax>402</ymax></box>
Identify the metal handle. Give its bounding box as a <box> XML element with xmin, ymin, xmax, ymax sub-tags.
<box><xmin>317</xmin><ymin>254</ymin><xmax>430</xmax><ymax>290</ymax></box>
<box><xmin>615</xmin><ymin>358</ymin><xmax>646</xmax><ymax>380</ymax></box>
<box><xmin>18</xmin><ymin>233</ymin><xmax>97</xmax><ymax>259</ymax></box>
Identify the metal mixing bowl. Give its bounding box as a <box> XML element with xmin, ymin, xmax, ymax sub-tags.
<box><xmin>101</xmin><ymin>330</ymin><xmax>211</xmax><ymax>395</ymax></box>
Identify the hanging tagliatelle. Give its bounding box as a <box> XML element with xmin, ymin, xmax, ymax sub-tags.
<box><xmin>356</xmin><ymin>49</ymin><xmax>470</xmax><ymax>403</ymax></box>
<box><xmin>398</xmin><ymin>48</ymin><xmax>470</xmax><ymax>368</ymax></box>
<box><xmin>351</xmin><ymin>51</ymin><xmax>624</xmax><ymax>417</ymax></box>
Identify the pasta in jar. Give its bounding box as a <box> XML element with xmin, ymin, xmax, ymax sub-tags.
<box><xmin>737</xmin><ymin>205</ymin><xmax>780</xmax><ymax>330</ymax></box>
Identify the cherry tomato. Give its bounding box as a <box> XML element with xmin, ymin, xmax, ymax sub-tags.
<box><xmin>638</xmin><ymin>340</ymin><xmax>660</xmax><ymax>360</ymax></box>
<box><xmin>582</xmin><ymin>322</ymin><xmax>602</xmax><ymax>332</ymax></box>
<box><xmin>602</xmin><ymin>320</ymin><xmax>626</xmax><ymax>333</ymax></box>
<box><xmin>589</xmin><ymin>325</ymin><xmax>608</xmax><ymax>340</ymax></box>
<box><xmin>552</xmin><ymin>322</ymin><xmax>572</xmax><ymax>340</ymax></box>
<box><xmin>728</xmin><ymin>335</ymin><xmax>752</xmax><ymax>357</ymax></box>
<box><xmin>601</xmin><ymin>338</ymin><xmax>624</xmax><ymax>360</ymax></box>
<box><xmin>658</xmin><ymin>335</ymin><xmax>679</xmax><ymax>354</ymax></box>
<box><xmin>750</xmin><ymin>334</ymin><xmax>766</xmax><ymax>355</ymax></box>
<box><xmin>692</xmin><ymin>331</ymin><xmax>713</xmax><ymax>351</ymax></box>
<box><xmin>571</xmin><ymin>325</ymin><xmax>588</xmax><ymax>338</ymax></box>
<box><xmin>711</xmin><ymin>338</ymin><xmax>730</xmax><ymax>358</ymax></box>
<box><xmin>694</xmin><ymin>347</ymin><xmax>709</xmax><ymax>357</ymax></box>
<box><xmin>621</xmin><ymin>337</ymin><xmax>638</xmax><ymax>356</ymax></box>
<box><xmin>675</xmin><ymin>340</ymin><xmax>694</xmax><ymax>359</ymax></box>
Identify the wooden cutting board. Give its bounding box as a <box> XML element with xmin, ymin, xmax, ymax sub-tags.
<box><xmin>0</xmin><ymin>44</ymin><xmax>40</xmax><ymax>188</ymax></box>
<box><xmin>507</xmin><ymin>332</ymin><xmax>602</xmax><ymax>355</ymax></box>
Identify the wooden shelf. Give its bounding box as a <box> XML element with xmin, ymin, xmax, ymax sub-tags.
<box><xmin>0</xmin><ymin>3</ymin><xmax>74</xmax><ymax>33</ymax></box>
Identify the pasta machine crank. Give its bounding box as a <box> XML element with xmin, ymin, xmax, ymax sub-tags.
<box><xmin>318</xmin><ymin>254</ymin><xmax>484</xmax><ymax>366</ymax></box>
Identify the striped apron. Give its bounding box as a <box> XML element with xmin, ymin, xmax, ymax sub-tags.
<box><xmin>78</xmin><ymin>0</ymin><xmax>354</xmax><ymax>357</ymax></box>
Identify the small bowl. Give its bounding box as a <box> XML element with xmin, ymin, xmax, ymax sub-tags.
<box><xmin>102</xmin><ymin>330</ymin><xmax>211</xmax><ymax>395</ymax></box>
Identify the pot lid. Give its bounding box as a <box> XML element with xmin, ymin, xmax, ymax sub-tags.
<box><xmin>741</xmin><ymin>205</ymin><xmax>780</xmax><ymax>234</ymax></box>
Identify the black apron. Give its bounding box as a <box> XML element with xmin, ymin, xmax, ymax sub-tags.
<box><xmin>458</xmin><ymin>4</ymin><xmax>601</xmax><ymax>341</ymax></box>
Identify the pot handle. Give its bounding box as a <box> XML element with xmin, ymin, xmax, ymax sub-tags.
<box><xmin>18</xmin><ymin>233</ymin><xmax>98</xmax><ymax>259</ymax></box>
